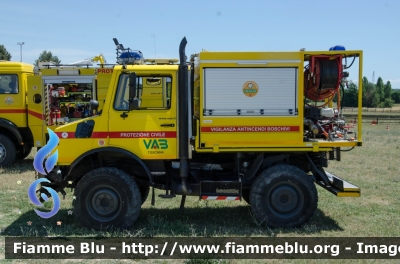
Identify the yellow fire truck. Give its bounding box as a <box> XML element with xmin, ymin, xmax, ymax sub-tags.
<box><xmin>0</xmin><ymin>60</ymin><xmax>113</xmax><ymax>167</ymax></box>
<box><xmin>42</xmin><ymin>38</ymin><xmax>363</xmax><ymax>229</ymax></box>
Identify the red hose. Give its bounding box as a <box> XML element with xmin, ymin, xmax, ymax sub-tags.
<box><xmin>304</xmin><ymin>56</ymin><xmax>341</xmax><ymax>103</ymax></box>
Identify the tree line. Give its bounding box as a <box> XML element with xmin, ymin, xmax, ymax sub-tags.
<box><xmin>340</xmin><ymin>77</ymin><xmax>398</xmax><ymax>108</ymax></box>
<box><xmin>0</xmin><ymin>44</ymin><xmax>60</xmax><ymax>65</ymax></box>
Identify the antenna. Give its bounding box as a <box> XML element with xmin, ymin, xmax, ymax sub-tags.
<box><xmin>372</xmin><ymin>71</ymin><xmax>375</xmax><ymax>84</ymax></box>
<box><xmin>153</xmin><ymin>34</ymin><xmax>157</xmax><ymax>60</ymax></box>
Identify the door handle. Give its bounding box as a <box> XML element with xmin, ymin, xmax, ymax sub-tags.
<box><xmin>161</xmin><ymin>123</ymin><xmax>175</xmax><ymax>127</ymax></box>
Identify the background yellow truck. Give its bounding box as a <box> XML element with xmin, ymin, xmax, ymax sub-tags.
<box><xmin>43</xmin><ymin>38</ymin><xmax>363</xmax><ymax>230</ymax></box>
<box><xmin>0</xmin><ymin>60</ymin><xmax>112</xmax><ymax>167</ymax></box>
<box><xmin>0</xmin><ymin>61</ymin><xmax>34</xmax><ymax>165</ymax></box>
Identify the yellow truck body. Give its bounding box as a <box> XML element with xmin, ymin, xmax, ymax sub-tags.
<box><xmin>0</xmin><ymin>61</ymin><xmax>112</xmax><ymax>166</ymax></box>
<box><xmin>42</xmin><ymin>38</ymin><xmax>363</xmax><ymax>230</ymax></box>
<box><xmin>193</xmin><ymin>50</ymin><xmax>363</xmax><ymax>152</ymax></box>
<box><xmin>0</xmin><ymin>61</ymin><xmax>34</xmax><ymax>127</ymax></box>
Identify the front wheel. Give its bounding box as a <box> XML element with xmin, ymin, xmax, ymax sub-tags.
<box><xmin>0</xmin><ymin>135</ymin><xmax>16</xmax><ymax>167</ymax></box>
<box><xmin>250</xmin><ymin>165</ymin><xmax>318</xmax><ymax>228</ymax></box>
<box><xmin>73</xmin><ymin>167</ymin><xmax>142</xmax><ymax>230</ymax></box>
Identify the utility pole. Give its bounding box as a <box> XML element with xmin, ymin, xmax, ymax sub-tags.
<box><xmin>17</xmin><ymin>42</ymin><xmax>25</xmax><ymax>62</ymax></box>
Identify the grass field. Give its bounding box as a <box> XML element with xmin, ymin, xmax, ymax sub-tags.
<box><xmin>0</xmin><ymin>123</ymin><xmax>399</xmax><ymax>263</ymax></box>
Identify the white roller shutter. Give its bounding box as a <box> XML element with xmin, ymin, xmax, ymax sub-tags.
<box><xmin>204</xmin><ymin>68</ymin><xmax>297</xmax><ymax>116</ymax></box>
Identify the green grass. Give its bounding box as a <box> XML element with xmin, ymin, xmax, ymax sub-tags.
<box><xmin>1</xmin><ymin>124</ymin><xmax>399</xmax><ymax>263</ymax></box>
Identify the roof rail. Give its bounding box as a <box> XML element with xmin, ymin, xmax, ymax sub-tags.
<box><xmin>145</xmin><ymin>58</ymin><xmax>179</xmax><ymax>65</ymax></box>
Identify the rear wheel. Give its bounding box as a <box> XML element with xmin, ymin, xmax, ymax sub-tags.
<box><xmin>250</xmin><ymin>165</ymin><xmax>318</xmax><ymax>228</ymax></box>
<box><xmin>73</xmin><ymin>167</ymin><xmax>141</xmax><ymax>230</ymax></box>
<box><xmin>0</xmin><ymin>135</ymin><xmax>16</xmax><ymax>167</ymax></box>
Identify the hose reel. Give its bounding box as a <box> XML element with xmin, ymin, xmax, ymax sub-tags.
<box><xmin>304</xmin><ymin>55</ymin><xmax>343</xmax><ymax>104</ymax></box>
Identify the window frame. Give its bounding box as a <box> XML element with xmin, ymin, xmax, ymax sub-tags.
<box><xmin>113</xmin><ymin>73</ymin><xmax>172</xmax><ymax>111</ymax></box>
<box><xmin>0</xmin><ymin>74</ymin><xmax>19</xmax><ymax>94</ymax></box>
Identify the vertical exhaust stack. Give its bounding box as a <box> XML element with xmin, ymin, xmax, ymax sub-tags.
<box><xmin>178</xmin><ymin>37</ymin><xmax>189</xmax><ymax>194</ymax></box>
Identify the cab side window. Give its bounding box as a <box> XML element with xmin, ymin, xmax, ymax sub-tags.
<box><xmin>113</xmin><ymin>74</ymin><xmax>172</xmax><ymax>111</ymax></box>
<box><xmin>0</xmin><ymin>74</ymin><xmax>18</xmax><ymax>94</ymax></box>
<box><xmin>140</xmin><ymin>77</ymin><xmax>171</xmax><ymax>109</ymax></box>
<box><xmin>113</xmin><ymin>74</ymin><xmax>130</xmax><ymax>110</ymax></box>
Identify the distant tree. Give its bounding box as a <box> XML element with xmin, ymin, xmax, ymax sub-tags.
<box><xmin>384</xmin><ymin>81</ymin><xmax>392</xmax><ymax>99</ymax></box>
<box><xmin>0</xmin><ymin>45</ymin><xmax>12</xmax><ymax>60</ymax></box>
<box><xmin>378</xmin><ymin>81</ymin><xmax>394</xmax><ymax>108</ymax></box>
<box><xmin>342</xmin><ymin>82</ymin><xmax>358</xmax><ymax>107</ymax></box>
<box><xmin>362</xmin><ymin>76</ymin><xmax>368</xmax><ymax>89</ymax></box>
<box><xmin>381</xmin><ymin>98</ymin><xmax>394</xmax><ymax>108</ymax></box>
<box><xmin>376</xmin><ymin>77</ymin><xmax>385</xmax><ymax>104</ymax></box>
<box><xmin>34</xmin><ymin>50</ymin><xmax>61</xmax><ymax>65</ymax></box>
<box><xmin>362</xmin><ymin>77</ymin><xmax>379</xmax><ymax>107</ymax></box>
<box><xmin>391</xmin><ymin>91</ymin><xmax>400</xmax><ymax>104</ymax></box>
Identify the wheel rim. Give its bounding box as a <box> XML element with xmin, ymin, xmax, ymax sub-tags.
<box><xmin>86</xmin><ymin>185</ymin><xmax>122</xmax><ymax>222</ymax></box>
<box><xmin>267</xmin><ymin>181</ymin><xmax>304</xmax><ymax>218</ymax></box>
<box><xmin>0</xmin><ymin>143</ymin><xmax>6</xmax><ymax>163</ymax></box>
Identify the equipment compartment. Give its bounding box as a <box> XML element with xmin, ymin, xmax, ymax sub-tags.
<box><xmin>203</xmin><ymin>67</ymin><xmax>298</xmax><ymax>116</ymax></box>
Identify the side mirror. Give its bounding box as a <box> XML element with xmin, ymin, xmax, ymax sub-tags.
<box><xmin>130</xmin><ymin>98</ymin><xmax>140</xmax><ymax>110</ymax></box>
<box><xmin>90</xmin><ymin>99</ymin><xmax>99</xmax><ymax>110</ymax></box>
<box><xmin>129</xmin><ymin>72</ymin><xmax>137</xmax><ymax>111</ymax></box>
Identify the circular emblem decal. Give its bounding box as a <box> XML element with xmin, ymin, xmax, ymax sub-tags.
<box><xmin>98</xmin><ymin>139</ymin><xmax>105</xmax><ymax>146</ymax></box>
<box><xmin>242</xmin><ymin>81</ymin><xmax>258</xmax><ymax>97</ymax></box>
<box><xmin>5</xmin><ymin>97</ymin><xmax>14</xmax><ymax>105</ymax></box>
<box><xmin>61</xmin><ymin>132</ymin><xmax>68</xmax><ymax>138</ymax></box>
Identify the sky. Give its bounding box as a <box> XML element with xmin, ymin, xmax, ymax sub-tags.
<box><xmin>1</xmin><ymin>0</ymin><xmax>399</xmax><ymax>87</ymax></box>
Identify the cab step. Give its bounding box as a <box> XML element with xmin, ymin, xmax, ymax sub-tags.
<box><xmin>159</xmin><ymin>194</ymin><xmax>176</xmax><ymax>198</ymax></box>
<box><xmin>200</xmin><ymin>181</ymin><xmax>241</xmax><ymax>200</ymax></box>
<box><xmin>316</xmin><ymin>171</ymin><xmax>361</xmax><ymax>197</ymax></box>
<box><xmin>158</xmin><ymin>189</ymin><xmax>176</xmax><ymax>198</ymax></box>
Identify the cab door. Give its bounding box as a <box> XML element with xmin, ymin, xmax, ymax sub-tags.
<box><xmin>0</xmin><ymin>73</ymin><xmax>26</xmax><ymax>127</ymax></box>
<box><xmin>108</xmin><ymin>72</ymin><xmax>177</xmax><ymax>160</ymax></box>
<box><xmin>26</xmin><ymin>75</ymin><xmax>46</xmax><ymax>146</ymax></box>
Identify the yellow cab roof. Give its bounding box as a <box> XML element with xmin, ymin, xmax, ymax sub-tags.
<box><xmin>0</xmin><ymin>61</ymin><xmax>34</xmax><ymax>73</ymax></box>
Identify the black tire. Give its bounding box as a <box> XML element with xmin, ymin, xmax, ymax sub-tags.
<box><xmin>250</xmin><ymin>165</ymin><xmax>318</xmax><ymax>228</ymax></box>
<box><xmin>16</xmin><ymin>145</ymin><xmax>32</xmax><ymax>160</ymax></box>
<box><xmin>73</xmin><ymin>167</ymin><xmax>142</xmax><ymax>230</ymax></box>
<box><xmin>138</xmin><ymin>185</ymin><xmax>150</xmax><ymax>205</ymax></box>
<box><xmin>0</xmin><ymin>135</ymin><xmax>16</xmax><ymax>167</ymax></box>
